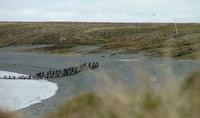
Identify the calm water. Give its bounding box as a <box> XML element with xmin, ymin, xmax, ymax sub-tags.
<box><xmin>0</xmin><ymin>70</ymin><xmax>58</xmax><ymax>111</ymax></box>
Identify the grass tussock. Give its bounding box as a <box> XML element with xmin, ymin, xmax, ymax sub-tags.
<box><xmin>44</xmin><ymin>69</ymin><xmax>200</xmax><ymax>118</ymax></box>
<box><xmin>0</xmin><ymin>110</ymin><xmax>17</xmax><ymax>118</ymax></box>
<box><xmin>182</xmin><ymin>70</ymin><xmax>200</xmax><ymax>118</ymax></box>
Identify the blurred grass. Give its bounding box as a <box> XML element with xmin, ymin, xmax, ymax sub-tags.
<box><xmin>44</xmin><ymin>69</ymin><xmax>200</xmax><ymax>118</ymax></box>
<box><xmin>1</xmin><ymin>22</ymin><xmax>200</xmax><ymax>118</ymax></box>
<box><xmin>2</xmin><ymin>69</ymin><xmax>200</xmax><ymax>118</ymax></box>
<box><xmin>0</xmin><ymin>110</ymin><xmax>17</xmax><ymax>118</ymax></box>
<box><xmin>0</xmin><ymin>22</ymin><xmax>200</xmax><ymax>59</ymax></box>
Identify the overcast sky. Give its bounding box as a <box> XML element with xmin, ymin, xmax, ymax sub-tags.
<box><xmin>0</xmin><ymin>0</ymin><xmax>200</xmax><ymax>22</ymax></box>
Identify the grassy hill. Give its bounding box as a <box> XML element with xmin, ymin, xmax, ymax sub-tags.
<box><xmin>0</xmin><ymin>22</ymin><xmax>200</xmax><ymax>59</ymax></box>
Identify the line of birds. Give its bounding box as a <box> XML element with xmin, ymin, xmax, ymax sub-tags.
<box><xmin>1</xmin><ymin>62</ymin><xmax>99</xmax><ymax>80</ymax></box>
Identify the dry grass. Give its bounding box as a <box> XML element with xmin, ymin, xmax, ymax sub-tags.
<box><xmin>0</xmin><ymin>22</ymin><xmax>200</xmax><ymax>59</ymax></box>
<box><xmin>0</xmin><ymin>110</ymin><xmax>17</xmax><ymax>118</ymax></box>
<box><xmin>44</xmin><ymin>68</ymin><xmax>200</xmax><ymax>118</ymax></box>
<box><xmin>1</xmin><ymin>68</ymin><xmax>200</xmax><ymax>118</ymax></box>
<box><xmin>1</xmin><ymin>22</ymin><xmax>200</xmax><ymax>117</ymax></box>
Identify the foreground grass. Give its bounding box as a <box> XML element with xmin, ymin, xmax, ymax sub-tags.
<box><xmin>0</xmin><ymin>22</ymin><xmax>200</xmax><ymax>58</ymax></box>
<box><xmin>2</xmin><ymin>69</ymin><xmax>200</xmax><ymax>118</ymax></box>
<box><xmin>44</xmin><ymin>69</ymin><xmax>200</xmax><ymax>118</ymax></box>
<box><xmin>0</xmin><ymin>110</ymin><xmax>17</xmax><ymax>118</ymax></box>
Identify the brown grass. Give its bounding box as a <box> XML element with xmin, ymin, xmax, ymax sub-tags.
<box><xmin>0</xmin><ymin>110</ymin><xmax>17</xmax><ymax>118</ymax></box>
<box><xmin>1</xmin><ymin>69</ymin><xmax>200</xmax><ymax>118</ymax></box>
<box><xmin>44</xmin><ymin>68</ymin><xmax>200</xmax><ymax>118</ymax></box>
<box><xmin>0</xmin><ymin>22</ymin><xmax>200</xmax><ymax>59</ymax></box>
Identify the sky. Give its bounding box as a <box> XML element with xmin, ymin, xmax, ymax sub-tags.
<box><xmin>0</xmin><ymin>0</ymin><xmax>200</xmax><ymax>23</ymax></box>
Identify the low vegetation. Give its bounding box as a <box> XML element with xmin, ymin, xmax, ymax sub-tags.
<box><xmin>1</xmin><ymin>69</ymin><xmax>200</xmax><ymax>118</ymax></box>
<box><xmin>43</xmin><ymin>69</ymin><xmax>200</xmax><ymax>118</ymax></box>
<box><xmin>1</xmin><ymin>22</ymin><xmax>200</xmax><ymax>118</ymax></box>
<box><xmin>0</xmin><ymin>22</ymin><xmax>200</xmax><ymax>59</ymax></box>
<box><xmin>0</xmin><ymin>110</ymin><xmax>17</xmax><ymax>118</ymax></box>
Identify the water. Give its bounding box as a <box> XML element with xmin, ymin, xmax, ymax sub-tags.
<box><xmin>0</xmin><ymin>70</ymin><xmax>58</xmax><ymax>111</ymax></box>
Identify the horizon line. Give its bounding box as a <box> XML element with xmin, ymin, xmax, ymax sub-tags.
<box><xmin>0</xmin><ymin>21</ymin><xmax>200</xmax><ymax>24</ymax></box>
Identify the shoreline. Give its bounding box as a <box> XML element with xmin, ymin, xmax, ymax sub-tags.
<box><xmin>0</xmin><ymin>70</ymin><xmax>58</xmax><ymax>112</ymax></box>
<box><xmin>1</xmin><ymin>46</ymin><xmax>200</xmax><ymax>118</ymax></box>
